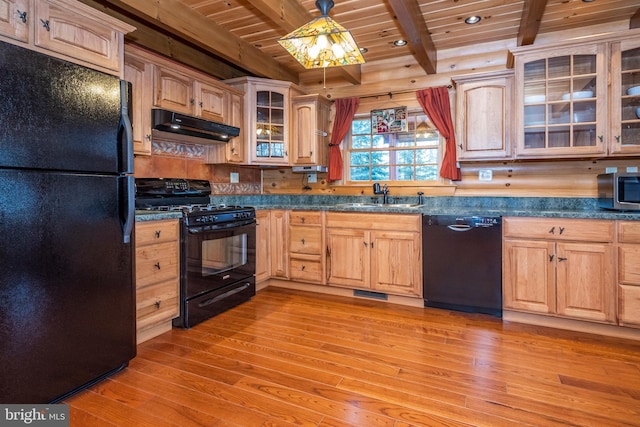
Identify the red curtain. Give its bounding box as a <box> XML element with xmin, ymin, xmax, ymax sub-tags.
<box><xmin>328</xmin><ymin>97</ymin><xmax>359</xmax><ymax>182</ymax></box>
<box><xmin>416</xmin><ymin>87</ymin><xmax>461</xmax><ymax>181</ymax></box>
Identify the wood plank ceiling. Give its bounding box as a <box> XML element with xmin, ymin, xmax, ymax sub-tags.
<box><xmin>84</xmin><ymin>0</ymin><xmax>639</xmax><ymax>89</ymax></box>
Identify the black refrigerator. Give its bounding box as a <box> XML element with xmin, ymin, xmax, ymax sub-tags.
<box><xmin>0</xmin><ymin>42</ymin><xmax>136</xmax><ymax>403</ymax></box>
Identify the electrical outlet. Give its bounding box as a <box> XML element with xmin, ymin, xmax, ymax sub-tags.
<box><xmin>478</xmin><ymin>169</ymin><xmax>493</xmax><ymax>181</ymax></box>
<box><xmin>230</xmin><ymin>172</ymin><xmax>239</xmax><ymax>183</ymax></box>
<box><xmin>307</xmin><ymin>173</ymin><xmax>317</xmax><ymax>183</ymax></box>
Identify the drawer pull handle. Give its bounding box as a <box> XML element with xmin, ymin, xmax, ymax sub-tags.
<box><xmin>17</xmin><ymin>10</ymin><xmax>27</xmax><ymax>23</ymax></box>
<box><xmin>154</xmin><ymin>262</ymin><xmax>161</xmax><ymax>270</ymax></box>
<box><xmin>548</xmin><ymin>226</ymin><xmax>555</xmax><ymax>234</ymax></box>
<box><xmin>301</xmin><ymin>265</ymin><xmax>306</xmax><ymax>271</ymax></box>
<box><xmin>301</xmin><ymin>238</ymin><xmax>305</xmax><ymax>245</ymax></box>
<box><xmin>155</xmin><ymin>300</ymin><xmax>161</xmax><ymax>309</ymax></box>
<box><xmin>155</xmin><ymin>230</ymin><xmax>161</xmax><ymax>238</ymax></box>
<box><xmin>559</xmin><ymin>227</ymin><xmax>565</xmax><ymax>235</ymax></box>
<box><xmin>40</xmin><ymin>19</ymin><xmax>49</xmax><ymax>31</ymax></box>
<box><xmin>558</xmin><ymin>257</ymin><xmax>567</xmax><ymax>262</ymax></box>
<box><xmin>301</xmin><ymin>217</ymin><xmax>305</xmax><ymax>223</ymax></box>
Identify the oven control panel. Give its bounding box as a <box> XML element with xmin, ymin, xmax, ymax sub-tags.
<box><xmin>185</xmin><ymin>208</ymin><xmax>256</xmax><ymax>229</ymax></box>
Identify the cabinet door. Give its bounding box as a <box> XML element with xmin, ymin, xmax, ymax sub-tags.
<box><xmin>34</xmin><ymin>0</ymin><xmax>121</xmax><ymax>72</ymax></box>
<box><xmin>269</xmin><ymin>210</ymin><xmax>289</xmax><ymax>278</ymax></box>
<box><xmin>618</xmin><ymin>284</ymin><xmax>640</xmax><ymax>328</ymax></box>
<box><xmin>153</xmin><ymin>66</ymin><xmax>194</xmax><ymax>115</ymax></box>
<box><xmin>124</xmin><ymin>55</ymin><xmax>152</xmax><ymax>155</ymax></box>
<box><xmin>456</xmin><ymin>75</ymin><xmax>512</xmax><ymax>160</ymax></box>
<box><xmin>255</xmin><ymin>210</ymin><xmax>270</xmax><ymax>283</ymax></box>
<box><xmin>609</xmin><ymin>38</ymin><xmax>640</xmax><ymax>155</ymax></box>
<box><xmin>291</xmin><ymin>95</ymin><xmax>331</xmax><ymax>166</ymax></box>
<box><xmin>252</xmin><ymin>85</ymin><xmax>289</xmax><ymax>165</ymax></box>
<box><xmin>555</xmin><ymin>242</ymin><xmax>615</xmax><ymax>323</ymax></box>
<box><xmin>0</xmin><ymin>0</ymin><xmax>29</xmax><ymax>43</ymax></box>
<box><xmin>515</xmin><ymin>44</ymin><xmax>606</xmax><ymax>158</ymax></box>
<box><xmin>326</xmin><ymin>228</ymin><xmax>369</xmax><ymax>288</ymax></box>
<box><xmin>226</xmin><ymin>92</ymin><xmax>246</xmax><ymax>163</ymax></box>
<box><xmin>370</xmin><ymin>231</ymin><xmax>422</xmax><ymax>297</ymax></box>
<box><xmin>503</xmin><ymin>239</ymin><xmax>556</xmax><ymax>313</ymax></box>
<box><xmin>195</xmin><ymin>81</ymin><xmax>227</xmax><ymax>122</ymax></box>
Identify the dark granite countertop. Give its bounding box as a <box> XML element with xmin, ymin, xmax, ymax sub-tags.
<box><xmin>135</xmin><ymin>195</ymin><xmax>640</xmax><ymax>221</ymax></box>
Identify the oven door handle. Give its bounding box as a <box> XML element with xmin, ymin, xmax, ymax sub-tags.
<box><xmin>188</xmin><ymin>218</ymin><xmax>256</xmax><ymax>233</ymax></box>
<box><xmin>198</xmin><ymin>282</ymin><xmax>252</xmax><ymax>307</ymax></box>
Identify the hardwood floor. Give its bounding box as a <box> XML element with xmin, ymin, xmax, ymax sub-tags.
<box><xmin>65</xmin><ymin>287</ymin><xmax>640</xmax><ymax>426</ymax></box>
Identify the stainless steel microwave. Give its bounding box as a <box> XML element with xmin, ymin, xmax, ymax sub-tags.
<box><xmin>598</xmin><ymin>173</ymin><xmax>640</xmax><ymax>211</ymax></box>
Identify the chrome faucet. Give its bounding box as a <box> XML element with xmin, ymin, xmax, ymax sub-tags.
<box><xmin>373</xmin><ymin>183</ymin><xmax>390</xmax><ymax>204</ymax></box>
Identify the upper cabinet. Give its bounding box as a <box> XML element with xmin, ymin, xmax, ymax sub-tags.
<box><xmin>609</xmin><ymin>38</ymin><xmax>640</xmax><ymax>155</ymax></box>
<box><xmin>124</xmin><ymin>45</ymin><xmax>243</xmax><ymax>156</ymax></box>
<box><xmin>512</xmin><ymin>29</ymin><xmax>640</xmax><ymax>159</ymax></box>
<box><xmin>454</xmin><ymin>70</ymin><xmax>514</xmax><ymax>160</ymax></box>
<box><xmin>225</xmin><ymin>77</ymin><xmax>295</xmax><ymax>166</ymax></box>
<box><xmin>0</xmin><ymin>0</ymin><xmax>134</xmax><ymax>75</ymax></box>
<box><xmin>291</xmin><ymin>94</ymin><xmax>332</xmax><ymax>166</ymax></box>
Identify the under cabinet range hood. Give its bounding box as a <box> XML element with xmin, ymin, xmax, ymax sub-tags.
<box><xmin>151</xmin><ymin>109</ymin><xmax>240</xmax><ymax>143</ymax></box>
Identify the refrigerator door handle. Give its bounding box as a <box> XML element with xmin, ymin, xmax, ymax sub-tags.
<box><xmin>119</xmin><ymin>80</ymin><xmax>134</xmax><ymax>174</ymax></box>
<box><xmin>122</xmin><ymin>176</ymin><xmax>135</xmax><ymax>244</ymax></box>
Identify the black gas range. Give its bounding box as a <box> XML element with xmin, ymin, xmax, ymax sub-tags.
<box><xmin>135</xmin><ymin>178</ymin><xmax>256</xmax><ymax>328</ymax></box>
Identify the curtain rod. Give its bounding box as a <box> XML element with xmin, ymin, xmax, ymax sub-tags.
<box><xmin>358</xmin><ymin>84</ymin><xmax>453</xmax><ymax>101</ymax></box>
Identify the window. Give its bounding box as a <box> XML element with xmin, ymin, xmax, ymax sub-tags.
<box><xmin>348</xmin><ymin>112</ymin><xmax>440</xmax><ymax>182</ymax></box>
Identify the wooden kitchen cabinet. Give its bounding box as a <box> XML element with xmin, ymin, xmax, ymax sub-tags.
<box><xmin>153</xmin><ymin>66</ymin><xmax>194</xmax><ymax>115</ymax></box>
<box><xmin>609</xmin><ymin>37</ymin><xmax>640</xmax><ymax>155</ymax></box>
<box><xmin>0</xmin><ymin>0</ymin><xmax>133</xmax><ymax>75</ymax></box>
<box><xmin>255</xmin><ymin>210</ymin><xmax>271</xmax><ymax>284</ymax></box>
<box><xmin>269</xmin><ymin>209</ymin><xmax>289</xmax><ymax>278</ymax></box>
<box><xmin>206</xmin><ymin>91</ymin><xmax>246</xmax><ymax>164</ymax></box>
<box><xmin>454</xmin><ymin>70</ymin><xmax>514</xmax><ymax>160</ymax></box>
<box><xmin>135</xmin><ymin>219</ymin><xmax>180</xmax><ymax>343</ymax></box>
<box><xmin>326</xmin><ymin>212</ymin><xmax>422</xmax><ymax>297</ymax></box>
<box><xmin>124</xmin><ymin>51</ymin><xmax>153</xmax><ymax>155</ymax></box>
<box><xmin>288</xmin><ymin>210</ymin><xmax>325</xmax><ymax>284</ymax></box>
<box><xmin>616</xmin><ymin>221</ymin><xmax>640</xmax><ymax>328</ymax></box>
<box><xmin>0</xmin><ymin>0</ymin><xmax>29</xmax><ymax>43</ymax></box>
<box><xmin>503</xmin><ymin>217</ymin><xmax>615</xmax><ymax>324</ymax></box>
<box><xmin>291</xmin><ymin>94</ymin><xmax>332</xmax><ymax>167</ymax></box>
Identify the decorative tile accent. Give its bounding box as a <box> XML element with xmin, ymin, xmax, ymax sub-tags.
<box><xmin>152</xmin><ymin>141</ymin><xmax>205</xmax><ymax>159</ymax></box>
<box><xmin>211</xmin><ymin>183</ymin><xmax>261</xmax><ymax>194</ymax></box>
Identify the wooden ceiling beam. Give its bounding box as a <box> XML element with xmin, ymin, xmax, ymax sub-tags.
<box><xmin>246</xmin><ymin>0</ymin><xmax>362</xmax><ymax>85</ymax></box>
<box><xmin>507</xmin><ymin>0</ymin><xmax>548</xmax><ymax>68</ymax></box>
<box><xmin>87</xmin><ymin>0</ymin><xmax>299</xmax><ymax>83</ymax></box>
<box><xmin>387</xmin><ymin>0</ymin><xmax>437</xmax><ymax>75</ymax></box>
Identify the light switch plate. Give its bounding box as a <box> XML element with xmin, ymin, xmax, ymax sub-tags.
<box><xmin>230</xmin><ymin>172</ymin><xmax>239</xmax><ymax>183</ymax></box>
<box><xmin>627</xmin><ymin>166</ymin><xmax>638</xmax><ymax>173</ymax></box>
<box><xmin>605</xmin><ymin>167</ymin><xmax>618</xmax><ymax>174</ymax></box>
<box><xmin>307</xmin><ymin>173</ymin><xmax>317</xmax><ymax>183</ymax></box>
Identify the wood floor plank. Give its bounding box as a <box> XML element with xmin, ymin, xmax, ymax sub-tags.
<box><xmin>65</xmin><ymin>287</ymin><xmax>640</xmax><ymax>426</ymax></box>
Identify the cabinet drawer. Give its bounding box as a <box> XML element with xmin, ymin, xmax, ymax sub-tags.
<box><xmin>326</xmin><ymin>212</ymin><xmax>421</xmax><ymax>232</ymax></box>
<box><xmin>503</xmin><ymin>217</ymin><xmax>613</xmax><ymax>242</ymax></box>
<box><xmin>136</xmin><ymin>241</ymin><xmax>179</xmax><ymax>288</ymax></box>
<box><xmin>618</xmin><ymin>284</ymin><xmax>640</xmax><ymax>328</ymax></box>
<box><xmin>289</xmin><ymin>257</ymin><xmax>323</xmax><ymax>283</ymax></box>
<box><xmin>289</xmin><ymin>225</ymin><xmax>322</xmax><ymax>254</ymax></box>
<box><xmin>618</xmin><ymin>221</ymin><xmax>640</xmax><ymax>243</ymax></box>
<box><xmin>290</xmin><ymin>211</ymin><xmax>322</xmax><ymax>226</ymax></box>
<box><xmin>136</xmin><ymin>279</ymin><xmax>179</xmax><ymax>328</ymax></box>
<box><xmin>619</xmin><ymin>244</ymin><xmax>640</xmax><ymax>285</ymax></box>
<box><xmin>136</xmin><ymin>220</ymin><xmax>180</xmax><ymax>246</ymax></box>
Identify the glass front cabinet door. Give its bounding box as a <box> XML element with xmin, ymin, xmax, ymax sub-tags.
<box><xmin>514</xmin><ymin>44</ymin><xmax>607</xmax><ymax>158</ymax></box>
<box><xmin>609</xmin><ymin>38</ymin><xmax>640</xmax><ymax>155</ymax></box>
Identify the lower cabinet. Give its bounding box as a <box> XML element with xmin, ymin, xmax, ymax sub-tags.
<box><xmin>270</xmin><ymin>210</ymin><xmax>289</xmax><ymax>279</ymax></box>
<box><xmin>326</xmin><ymin>212</ymin><xmax>422</xmax><ymax>297</ymax></box>
<box><xmin>135</xmin><ymin>219</ymin><xmax>180</xmax><ymax>343</ymax></box>
<box><xmin>617</xmin><ymin>221</ymin><xmax>640</xmax><ymax>328</ymax></box>
<box><xmin>255</xmin><ymin>210</ymin><xmax>271</xmax><ymax>284</ymax></box>
<box><xmin>289</xmin><ymin>210</ymin><xmax>325</xmax><ymax>284</ymax></box>
<box><xmin>503</xmin><ymin>217</ymin><xmax>616</xmax><ymax>324</ymax></box>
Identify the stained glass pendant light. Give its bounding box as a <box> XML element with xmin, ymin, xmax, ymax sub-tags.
<box><xmin>278</xmin><ymin>0</ymin><xmax>365</xmax><ymax>69</ymax></box>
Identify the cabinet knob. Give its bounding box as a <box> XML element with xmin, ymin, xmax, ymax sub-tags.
<box><xmin>190</xmin><ymin>99</ymin><xmax>195</xmax><ymax>105</ymax></box>
<box><xmin>559</xmin><ymin>227</ymin><xmax>565</xmax><ymax>235</ymax></box>
<box><xmin>155</xmin><ymin>230</ymin><xmax>161</xmax><ymax>238</ymax></box>
<box><xmin>199</xmin><ymin>101</ymin><xmax>203</xmax><ymax>107</ymax></box>
<box><xmin>549</xmin><ymin>254</ymin><xmax>554</xmax><ymax>262</ymax></box>
<box><xmin>301</xmin><ymin>238</ymin><xmax>305</xmax><ymax>245</ymax></box>
<box><xmin>548</xmin><ymin>226</ymin><xmax>555</xmax><ymax>234</ymax></box>
<box><xmin>301</xmin><ymin>265</ymin><xmax>306</xmax><ymax>271</ymax></box>
<box><xmin>615</xmin><ymin>135</ymin><xmax>621</xmax><ymax>143</ymax></box>
<box><xmin>155</xmin><ymin>300</ymin><xmax>161</xmax><ymax>309</ymax></box>
<box><xmin>458</xmin><ymin>144</ymin><xmax>463</xmax><ymax>150</ymax></box>
<box><xmin>16</xmin><ymin>10</ymin><xmax>27</xmax><ymax>23</ymax></box>
<box><xmin>301</xmin><ymin>217</ymin><xmax>305</xmax><ymax>223</ymax></box>
<box><xmin>558</xmin><ymin>257</ymin><xmax>567</xmax><ymax>262</ymax></box>
<box><xmin>154</xmin><ymin>262</ymin><xmax>161</xmax><ymax>270</ymax></box>
<box><xmin>598</xmin><ymin>135</ymin><xmax>604</xmax><ymax>143</ymax></box>
<box><xmin>145</xmin><ymin>134</ymin><xmax>152</xmax><ymax>141</ymax></box>
<box><xmin>40</xmin><ymin>19</ymin><xmax>50</xmax><ymax>31</ymax></box>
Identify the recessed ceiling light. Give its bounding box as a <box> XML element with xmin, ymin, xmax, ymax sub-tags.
<box><xmin>393</xmin><ymin>39</ymin><xmax>407</xmax><ymax>47</ymax></box>
<box><xmin>464</xmin><ymin>16</ymin><xmax>481</xmax><ymax>24</ymax></box>
<box><xmin>359</xmin><ymin>47</ymin><xmax>368</xmax><ymax>54</ymax></box>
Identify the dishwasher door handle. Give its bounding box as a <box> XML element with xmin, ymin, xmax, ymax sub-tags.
<box><xmin>447</xmin><ymin>224</ymin><xmax>473</xmax><ymax>232</ymax></box>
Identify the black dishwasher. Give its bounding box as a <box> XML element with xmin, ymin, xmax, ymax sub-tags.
<box><xmin>422</xmin><ymin>215</ymin><xmax>502</xmax><ymax>317</ymax></box>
